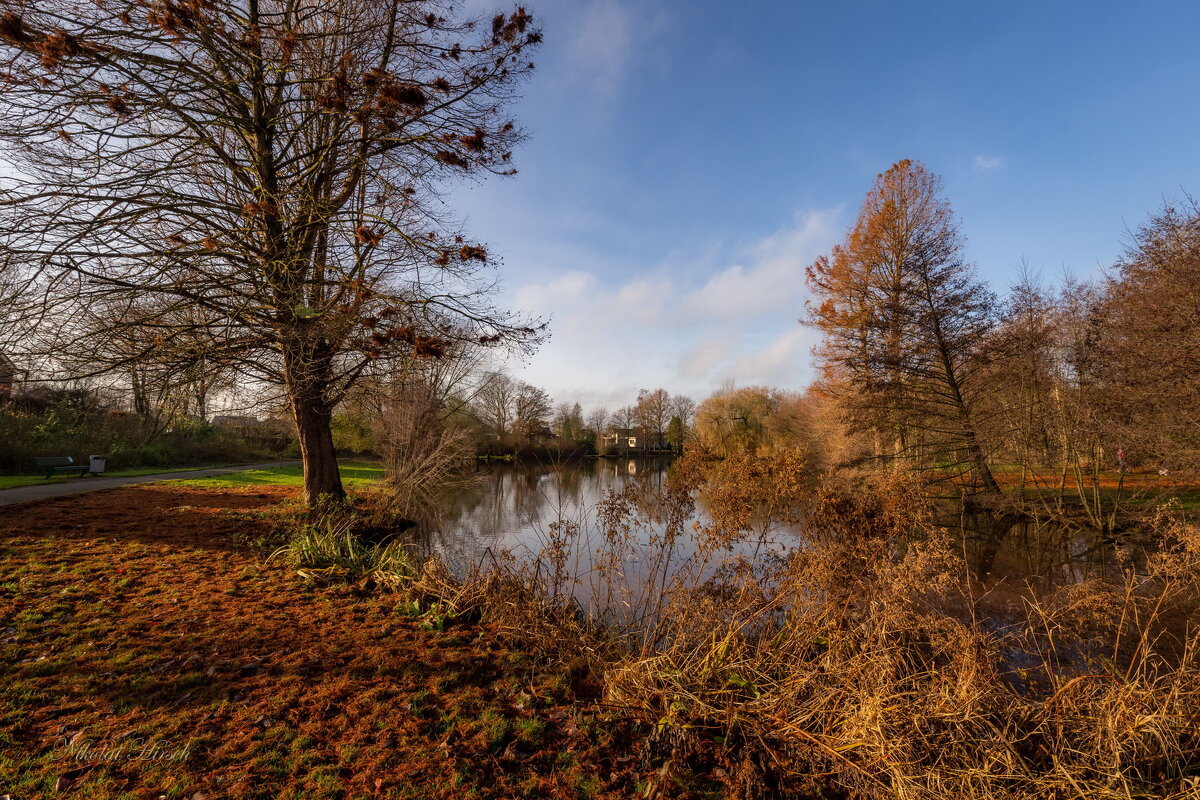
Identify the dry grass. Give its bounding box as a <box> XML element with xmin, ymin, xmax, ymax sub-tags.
<box><xmin>407</xmin><ymin>451</ymin><xmax>1200</xmax><ymax>799</ymax></box>
<box><xmin>4</xmin><ymin>460</ymin><xmax>1198</xmax><ymax>798</ymax></box>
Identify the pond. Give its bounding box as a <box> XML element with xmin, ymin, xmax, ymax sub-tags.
<box><xmin>406</xmin><ymin>458</ymin><xmax>1130</xmax><ymax>595</ymax></box>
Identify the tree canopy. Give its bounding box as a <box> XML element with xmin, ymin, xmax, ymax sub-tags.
<box><xmin>0</xmin><ymin>0</ymin><xmax>544</xmax><ymax>500</ymax></box>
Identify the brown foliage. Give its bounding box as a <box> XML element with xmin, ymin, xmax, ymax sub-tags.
<box><xmin>354</xmin><ymin>225</ymin><xmax>382</xmax><ymax>246</ymax></box>
<box><xmin>0</xmin><ymin>11</ymin><xmax>29</xmax><ymax>44</ymax></box>
<box><xmin>487</xmin><ymin>455</ymin><xmax>1200</xmax><ymax>798</ymax></box>
<box><xmin>36</xmin><ymin>28</ymin><xmax>89</xmax><ymax>69</ymax></box>
<box><xmin>805</xmin><ymin>160</ymin><xmax>998</xmax><ymax>491</ymax></box>
<box><xmin>458</xmin><ymin>244</ymin><xmax>487</xmax><ymax>261</ymax></box>
<box><xmin>435</xmin><ymin>149</ymin><xmax>471</xmax><ymax>168</ymax></box>
<box><xmin>146</xmin><ymin>0</ymin><xmax>207</xmax><ymax>38</ymax></box>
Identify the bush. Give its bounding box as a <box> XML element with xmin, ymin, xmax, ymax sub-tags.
<box><xmin>0</xmin><ymin>400</ymin><xmax>282</xmax><ymax>473</ymax></box>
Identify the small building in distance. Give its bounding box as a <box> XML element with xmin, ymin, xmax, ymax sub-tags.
<box><xmin>212</xmin><ymin>414</ymin><xmax>260</xmax><ymax>430</ymax></box>
<box><xmin>212</xmin><ymin>414</ymin><xmax>292</xmax><ymax>448</ymax></box>
<box><xmin>0</xmin><ymin>353</ymin><xmax>23</xmax><ymax>398</ymax></box>
<box><xmin>597</xmin><ymin>428</ymin><xmax>643</xmax><ymax>456</ymax></box>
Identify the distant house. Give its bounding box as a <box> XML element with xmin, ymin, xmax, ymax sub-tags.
<box><xmin>598</xmin><ymin>428</ymin><xmax>643</xmax><ymax>455</ymax></box>
<box><xmin>0</xmin><ymin>353</ymin><xmax>21</xmax><ymax>398</ymax></box>
<box><xmin>212</xmin><ymin>414</ymin><xmax>260</xmax><ymax>429</ymax></box>
<box><xmin>212</xmin><ymin>414</ymin><xmax>291</xmax><ymax>446</ymax></box>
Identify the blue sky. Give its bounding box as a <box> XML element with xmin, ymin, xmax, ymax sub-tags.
<box><xmin>451</xmin><ymin>0</ymin><xmax>1200</xmax><ymax>410</ymax></box>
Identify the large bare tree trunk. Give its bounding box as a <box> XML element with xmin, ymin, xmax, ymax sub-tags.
<box><xmin>0</xmin><ymin>1</ymin><xmax>545</xmax><ymax>508</ymax></box>
<box><xmin>284</xmin><ymin>345</ymin><xmax>344</xmax><ymax>503</ymax></box>
<box><xmin>291</xmin><ymin>389</ymin><xmax>344</xmax><ymax>502</ymax></box>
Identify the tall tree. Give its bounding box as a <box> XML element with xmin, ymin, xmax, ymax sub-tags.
<box><xmin>0</xmin><ymin>0</ymin><xmax>544</xmax><ymax>502</ymax></box>
<box><xmin>474</xmin><ymin>370</ymin><xmax>517</xmax><ymax>445</ymax></box>
<box><xmin>634</xmin><ymin>388</ymin><xmax>670</xmax><ymax>450</ymax></box>
<box><xmin>585</xmin><ymin>406</ymin><xmax>608</xmax><ymax>435</ymax></box>
<box><xmin>1099</xmin><ymin>199</ymin><xmax>1200</xmax><ymax>470</ymax></box>
<box><xmin>669</xmin><ymin>394</ymin><xmax>696</xmax><ymax>428</ymax></box>
<box><xmin>694</xmin><ymin>385</ymin><xmax>790</xmax><ymax>457</ymax></box>
<box><xmin>805</xmin><ymin>160</ymin><xmax>999</xmax><ymax>492</ymax></box>
<box><xmin>610</xmin><ymin>405</ymin><xmax>635</xmax><ymax>432</ymax></box>
<box><xmin>513</xmin><ymin>381</ymin><xmax>550</xmax><ymax>442</ymax></box>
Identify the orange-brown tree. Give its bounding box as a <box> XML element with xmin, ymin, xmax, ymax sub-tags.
<box><xmin>0</xmin><ymin>0</ymin><xmax>543</xmax><ymax>502</ymax></box>
<box><xmin>805</xmin><ymin>160</ymin><xmax>999</xmax><ymax>492</ymax></box>
<box><xmin>1098</xmin><ymin>199</ymin><xmax>1200</xmax><ymax>471</ymax></box>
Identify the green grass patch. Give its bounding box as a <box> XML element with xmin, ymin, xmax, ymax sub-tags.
<box><xmin>0</xmin><ymin>463</ymin><xmax>252</xmax><ymax>490</ymax></box>
<box><xmin>1014</xmin><ymin>485</ymin><xmax>1200</xmax><ymax>512</ymax></box>
<box><xmin>164</xmin><ymin>460</ymin><xmax>383</xmax><ymax>489</ymax></box>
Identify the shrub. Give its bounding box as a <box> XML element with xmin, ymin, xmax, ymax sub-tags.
<box><xmin>0</xmin><ymin>400</ymin><xmax>281</xmax><ymax>473</ymax></box>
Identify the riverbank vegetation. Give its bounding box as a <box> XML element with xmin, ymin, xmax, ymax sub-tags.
<box><xmin>7</xmin><ymin>454</ymin><xmax>1197</xmax><ymax>798</ymax></box>
<box><xmin>294</xmin><ymin>450</ymin><xmax>1200</xmax><ymax>799</ymax></box>
<box><xmin>801</xmin><ymin>161</ymin><xmax>1200</xmax><ymax>530</ymax></box>
<box><xmin>0</xmin><ymin>0</ymin><xmax>1197</xmax><ymax>796</ymax></box>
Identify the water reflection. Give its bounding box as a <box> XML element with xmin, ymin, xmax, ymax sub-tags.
<box><xmin>410</xmin><ymin>459</ymin><xmax>1128</xmax><ymax>590</ymax></box>
<box><xmin>413</xmin><ymin>457</ymin><xmax>669</xmax><ymax>572</ymax></box>
<box><xmin>952</xmin><ymin>508</ymin><xmax>1134</xmax><ymax>588</ymax></box>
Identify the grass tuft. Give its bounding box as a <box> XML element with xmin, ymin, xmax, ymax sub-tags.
<box><xmin>271</xmin><ymin>507</ymin><xmax>415</xmax><ymax>590</ymax></box>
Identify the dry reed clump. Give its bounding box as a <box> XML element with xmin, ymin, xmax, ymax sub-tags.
<box><xmin>449</xmin><ymin>454</ymin><xmax>1200</xmax><ymax>800</ymax></box>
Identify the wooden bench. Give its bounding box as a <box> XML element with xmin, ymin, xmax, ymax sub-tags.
<box><xmin>32</xmin><ymin>456</ymin><xmax>93</xmax><ymax>479</ymax></box>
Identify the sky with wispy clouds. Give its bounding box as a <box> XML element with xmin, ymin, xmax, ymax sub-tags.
<box><xmin>450</xmin><ymin>0</ymin><xmax>1200</xmax><ymax>410</ymax></box>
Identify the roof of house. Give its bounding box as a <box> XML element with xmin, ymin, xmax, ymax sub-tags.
<box><xmin>0</xmin><ymin>353</ymin><xmax>18</xmax><ymax>381</ymax></box>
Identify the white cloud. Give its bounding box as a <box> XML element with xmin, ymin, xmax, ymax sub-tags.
<box><xmin>972</xmin><ymin>154</ymin><xmax>1007</xmax><ymax>172</ymax></box>
<box><xmin>685</xmin><ymin>209</ymin><xmax>840</xmax><ymax>318</ymax></box>
<box><xmin>560</xmin><ymin>0</ymin><xmax>671</xmax><ymax>101</ymax></box>
<box><xmin>505</xmin><ymin>209</ymin><xmax>842</xmax><ymax>410</ymax></box>
<box><xmin>679</xmin><ymin>334</ymin><xmax>736</xmax><ymax>377</ymax></box>
<box><xmin>569</xmin><ymin>1</ymin><xmax>637</xmax><ymax>97</ymax></box>
<box><xmin>728</xmin><ymin>328</ymin><xmax>817</xmax><ymax>387</ymax></box>
<box><xmin>513</xmin><ymin>270</ymin><xmax>595</xmax><ymax>311</ymax></box>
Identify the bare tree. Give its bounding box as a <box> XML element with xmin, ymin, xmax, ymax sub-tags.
<box><xmin>1100</xmin><ymin>199</ymin><xmax>1200</xmax><ymax>471</ymax></box>
<box><xmin>585</xmin><ymin>406</ymin><xmax>608</xmax><ymax>435</ymax></box>
<box><xmin>473</xmin><ymin>370</ymin><xmax>517</xmax><ymax>447</ymax></box>
<box><xmin>669</xmin><ymin>393</ymin><xmax>696</xmax><ymax>429</ymax></box>
<box><xmin>610</xmin><ymin>405</ymin><xmax>635</xmax><ymax>431</ymax></box>
<box><xmin>512</xmin><ymin>381</ymin><xmax>550</xmax><ymax>443</ymax></box>
<box><xmin>635</xmin><ymin>388</ymin><xmax>670</xmax><ymax>450</ymax></box>
<box><xmin>0</xmin><ymin>0</ymin><xmax>544</xmax><ymax>501</ymax></box>
<box><xmin>375</xmin><ymin>372</ymin><xmax>472</xmax><ymax>520</ymax></box>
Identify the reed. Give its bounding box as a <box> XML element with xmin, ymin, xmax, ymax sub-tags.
<box><xmin>270</xmin><ymin>506</ymin><xmax>416</xmax><ymax>591</ymax></box>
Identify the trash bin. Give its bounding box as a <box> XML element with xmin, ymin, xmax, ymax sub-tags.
<box><xmin>88</xmin><ymin>455</ymin><xmax>107</xmax><ymax>474</ymax></box>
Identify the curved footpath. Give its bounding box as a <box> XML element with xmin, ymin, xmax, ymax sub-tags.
<box><xmin>0</xmin><ymin>461</ymin><xmax>301</xmax><ymax>506</ymax></box>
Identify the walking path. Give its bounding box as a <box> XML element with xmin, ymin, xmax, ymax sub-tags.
<box><xmin>0</xmin><ymin>462</ymin><xmax>301</xmax><ymax>506</ymax></box>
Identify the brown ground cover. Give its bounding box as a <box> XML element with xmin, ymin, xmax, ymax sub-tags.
<box><xmin>0</xmin><ymin>485</ymin><xmax>643</xmax><ymax>799</ymax></box>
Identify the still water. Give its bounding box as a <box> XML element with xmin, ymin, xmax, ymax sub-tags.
<box><xmin>410</xmin><ymin>458</ymin><xmax>1126</xmax><ymax>591</ymax></box>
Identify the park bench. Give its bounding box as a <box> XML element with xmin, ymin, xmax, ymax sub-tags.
<box><xmin>32</xmin><ymin>456</ymin><xmax>103</xmax><ymax>480</ymax></box>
